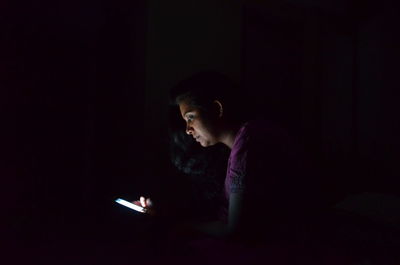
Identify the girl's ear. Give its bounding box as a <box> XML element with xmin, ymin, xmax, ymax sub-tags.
<box><xmin>213</xmin><ymin>100</ymin><xmax>223</xmax><ymax>118</ymax></box>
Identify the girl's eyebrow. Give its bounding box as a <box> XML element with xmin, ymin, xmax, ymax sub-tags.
<box><xmin>183</xmin><ymin>111</ymin><xmax>194</xmax><ymax>117</ymax></box>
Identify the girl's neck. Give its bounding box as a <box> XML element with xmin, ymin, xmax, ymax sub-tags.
<box><xmin>218</xmin><ymin>121</ymin><xmax>244</xmax><ymax>149</ymax></box>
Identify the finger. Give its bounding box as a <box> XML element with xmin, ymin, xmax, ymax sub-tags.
<box><xmin>133</xmin><ymin>201</ymin><xmax>141</xmax><ymax>206</ymax></box>
<box><xmin>140</xmin><ymin>196</ymin><xmax>146</xmax><ymax>207</ymax></box>
<box><xmin>146</xmin><ymin>198</ymin><xmax>153</xmax><ymax>207</ymax></box>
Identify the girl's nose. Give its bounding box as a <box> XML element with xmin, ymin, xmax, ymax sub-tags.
<box><xmin>186</xmin><ymin>124</ymin><xmax>193</xmax><ymax>135</ymax></box>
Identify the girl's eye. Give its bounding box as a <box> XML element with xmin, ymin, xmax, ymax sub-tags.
<box><xmin>187</xmin><ymin>115</ymin><xmax>194</xmax><ymax>122</ymax></box>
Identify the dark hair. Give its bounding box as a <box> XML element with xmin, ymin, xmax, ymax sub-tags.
<box><xmin>170</xmin><ymin>71</ymin><xmax>247</xmax><ymax>123</ymax></box>
<box><xmin>167</xmin><ymin>71</ymin><xmax>248</xmax><ymax>219</ymax></box>
<box><xmin>168</xmin><ymin>105</ymin><xmax>229</xmax><ymax>220</ymax></box>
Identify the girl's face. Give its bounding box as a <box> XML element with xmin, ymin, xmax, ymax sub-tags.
<box><xmin>179</xmin><ymin>100</ymin><xmax>220</xmax><ymax>147</ymax></box>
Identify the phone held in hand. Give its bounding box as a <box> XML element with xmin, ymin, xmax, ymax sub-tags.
<box><xmin>115</xmin><ymin>198</ymin><xmax>146</xmax><ymax>213</ymax></box>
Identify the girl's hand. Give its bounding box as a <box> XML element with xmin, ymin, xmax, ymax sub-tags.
<box><xmin>133</xmin><ymin>196</ymin><xmax>156</xmax><ymax>216</ymax></box>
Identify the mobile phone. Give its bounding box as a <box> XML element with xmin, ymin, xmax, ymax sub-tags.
<box><xmin>115</xmin><ymin>198</ymin><xmax>146</xmax><ymax>213</ymax></box>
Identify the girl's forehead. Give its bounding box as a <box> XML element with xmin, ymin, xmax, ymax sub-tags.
<box><xmin>179</xmin><ymin>101</ymin><xmax>195</xmax><ymax>115</ymax></box>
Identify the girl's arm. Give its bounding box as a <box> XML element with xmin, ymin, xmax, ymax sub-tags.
<box><xmin>189</xmin><ymin>191</ymin><xmax>244</xmax><ymax>239</ymax></box>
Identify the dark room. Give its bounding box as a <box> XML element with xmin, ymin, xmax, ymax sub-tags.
<box><xmin>2</xmin><ymin>0</ymin><xmax>400</xmax><ymax>264</ymax></box>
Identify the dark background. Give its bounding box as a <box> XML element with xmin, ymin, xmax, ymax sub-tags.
<box><xmin>2</xmin><ymin>0</ymin><xmax>400</xmax><ymax>263</ymax></box>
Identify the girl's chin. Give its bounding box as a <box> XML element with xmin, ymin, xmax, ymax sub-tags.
<box><xmin>199</xmin><ymin>140</ymin><xmax>215</xmax><ymax>147</ymax></box>
<box><xmin>198</xmin><ymin>140</ymin><xmax>207</xmax><ymax>147</ymax></box>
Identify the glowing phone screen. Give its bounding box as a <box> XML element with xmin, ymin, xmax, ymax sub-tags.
<box><xmin>115</xmin><ymin>198</ymin><xmax>146</xmax><ymax>213</ymax></box>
